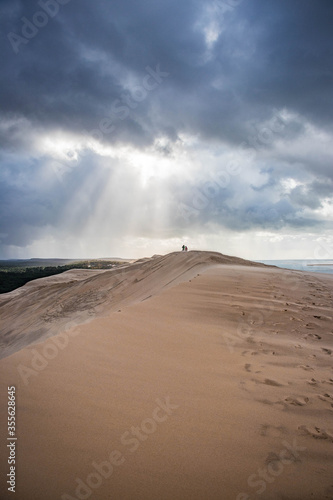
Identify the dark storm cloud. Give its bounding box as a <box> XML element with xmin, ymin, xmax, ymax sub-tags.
<box><xmin>289</xmin><ymin>179</ymin><xmax>333</xmax><ymax>210</ymax></box>
<box><xmin>0</xmin><ymin>0</ymin><xmax>332</xmax><ymax>253</ymax></box>
<box><xmin>1</xmin><ymin>0</ymin><xmax>331</xmax><ymax>144</ymax></box>
<box><xmin>172</xmin><ymin>172</ymin><xmax>328</xmax><ymax>236</ymax></box>
<box><xmin>235</xmin><ymin>0</ymin><xmax>333</xmax><ymax>126</ymax></box>
<box><xmin>1</xmin><ymin>0</ymin><xmax>204</xmax><ymax>143</ymax></box>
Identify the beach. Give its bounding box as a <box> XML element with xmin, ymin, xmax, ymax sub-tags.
<box><xmin>0</xmin><ymin>251</ymin><xmax>332</xmax><ymax>500</ymax></box>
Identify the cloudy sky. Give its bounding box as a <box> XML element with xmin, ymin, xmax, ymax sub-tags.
<box><xmin>0</xmin><ymin>0</ymin><xmax>332</xmax><ymax>260</ymax></box>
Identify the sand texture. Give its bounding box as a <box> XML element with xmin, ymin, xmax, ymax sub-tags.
<box><xmin>0</xmin><ymin>251</ymin><xmax>332</xmax><ymax>499</ymax></box>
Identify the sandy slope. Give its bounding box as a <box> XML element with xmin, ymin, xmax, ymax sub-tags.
<box><xmin>0</xmin><ymin>251</ymin><xmax>332</xmax><ymax>500</ymax></box>
<box><xmin>0</xmin><ymin>251</ymin><xmax>263</xmax><ymax>359</ymax></box>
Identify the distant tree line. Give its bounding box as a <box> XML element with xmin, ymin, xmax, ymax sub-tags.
<box><xmin>0</xmin><ymin>261</ymin><xmax>119</xmax><ymax>294</ymax></box>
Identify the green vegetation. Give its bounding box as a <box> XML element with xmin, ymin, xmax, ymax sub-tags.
<box><xmin>0</xmin><ymin>260</ymin><xmax>121</xmax><ymax>294</ymax></box>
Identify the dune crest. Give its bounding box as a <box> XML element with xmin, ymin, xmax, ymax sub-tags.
<box><xmin>0</xmin><ymin>251</ymin><xmax>264</xmax><ymax>359</ymax></box>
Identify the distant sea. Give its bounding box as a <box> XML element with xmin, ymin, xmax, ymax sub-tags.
<box><xmin>257</xmin><ymin>259</ymin><xmax>333</xmax><ymax>275</ymax></box>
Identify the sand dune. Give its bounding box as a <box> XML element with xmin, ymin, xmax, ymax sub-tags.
<box><xmin>0</xmin><ymin>251</ymin><xmax>332</xmax><ymax>499</ymax></box>
<box><xmin>0</xmin><ymin>251</ymin><xmax>264</xmax><ymax>359</ymax></box>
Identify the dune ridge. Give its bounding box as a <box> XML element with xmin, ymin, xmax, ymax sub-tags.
<box><xmin>0</xmin><ymin>251</ymin><xmax>265</xmax><ymax>359</ymax></box>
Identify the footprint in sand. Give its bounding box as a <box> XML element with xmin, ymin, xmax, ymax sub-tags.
<box><xmin>263</xmin><ymin>378</ymin><xmax>284</xmax><ymax>387</ymax></box>
<box><xmin>284</xmin><ymin>396</ymin><xmax>309</xmax><ymax>406</ymax></box>
<box><xmin>305</xmin><ymin>322</ymin><xmax>317</xmax><ymax>329</ymax></box>
<box><xmin>305</xmin><ymin>333</ymin><xmax>322</xmax><ymax>340</ymax></box>
<box><xmin>321</xmin><ymin>348</ymin><xmax>332</xmax><ymax>355</ymax></box>
<box><xmin>257</xmin><ymin>399</ymin><xmax>276</xmax><ymax>406</ymax></box>
<box><xmin>298</xmin><ymin>425</ymin><xmax>333</xmax><ymax>442</ymax></box>
<box><xmin>241</xmin><ymin>350</ymin><xmax>259</xmax><ymax>356</ymax></box>
<box><xmin>244</xmin><ymin>363</ymin><xmax>262</xmax><ymax>373</ymax></box>
<box><xmin>260</xmin><ymin>349</ymin><xmax>271</xmax><ymax>355</ymax></box>
<box><xmin>307</xmin><ymin>378</ymin><xmax>318</xmax><ymax>386</ymax></box>
<box><xmin>298</xmin><ymin>365</ymin><xmax>314</xmax><ymax>371</ymax></box>
<box><xmin>317</xmin><ymin>394</ymin><xmax>333</xmax><ymax>406</ymax></box>
<box><xmin>265</xmin><ymin>449</ymin><xmax>298</xmax><ymax>466</ymax></box>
